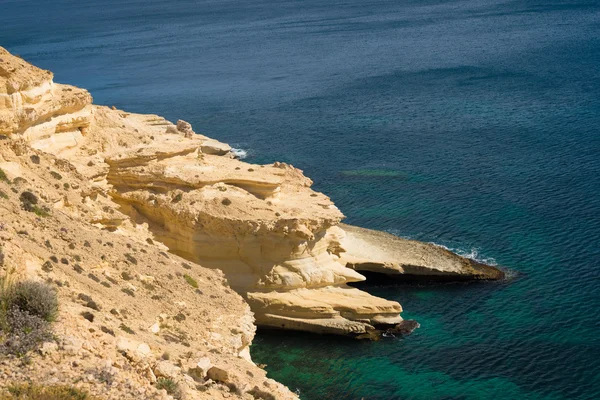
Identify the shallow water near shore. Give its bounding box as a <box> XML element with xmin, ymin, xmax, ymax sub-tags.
<box><xmin>2</xmin><ymin>0</ymin><xmax>600</xmax><ymax>398</ymax></box>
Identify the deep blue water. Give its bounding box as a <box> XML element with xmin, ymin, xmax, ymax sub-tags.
<box><xmin>2</xmin><ymin>0</ymin><xmax>600</xmax><ymax>398</ymax></box>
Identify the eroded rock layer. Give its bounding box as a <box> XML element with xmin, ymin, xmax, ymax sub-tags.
<box><xmin>104</xmin><ymin>127</ymin><xmax>403</xmax><ymax>336</ymax></box>
<box><xmin>2</xmin><ymin>46</ymin><xmax>403</xmax><ymax>341</ymax></box>
<box><xmin>339</xmin><ymin>224</ymin><xmax>505</xmax><ymax>281</ymax></box>
<box><xmin>0</xmin><ymin>46</ymin><xmax>296</xmax><ymax>399</ymax></box>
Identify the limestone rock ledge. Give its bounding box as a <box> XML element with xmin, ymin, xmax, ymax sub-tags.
<box><xmin>0</xmin><ymin>46</ymin><xmax>406</xmax><ymax>338</ymax></box>
<box><xmin>338</xmin><ymin>224</ymin><xmax>505</xmax><ymax>281</ymax></box>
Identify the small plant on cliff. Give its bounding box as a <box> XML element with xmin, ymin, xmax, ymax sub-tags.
<box><xmin>0</xmin><ymin>168</ymin><xmax>10</xmax><ymax>184</ymax></box>
<box><xmin>49</xmin><ymin>171</ymin><xmax>63</xmax><ymax>180</ymax></box>
<box><xmin>11</xmin><ymin>281</ymin><xmax>58</xmax><ymax>322</ymax></box>
<box><xmin>19</xmin><ymin>191</ymin><xmax>50</xmax><ymax>217</ymax></box>
<box><xmin>183</xmin><ymin>274</ymin><xmax>198</xmax><ymax>288</ymax></box>
<box><xmin>12</xmin><ymin>177</ymin><xmax>27</xmax><ymax>186</ymax></box>
<box><xmin>124</xmin><ymin>253</ymin><xmax>137</xmax><ymax>265</ymax></box>
<box><xmin>171</xmin><ymin>193</ymin><xmax>183</xmax><ymax>203</ymax></box>
<box><xmin>119</xmin><ymin>323</ymin><xmax>135</xmax><ymax>335</ymax></box>
<box><xmin>155</xmin><ymin>378</ymin><xmax>181</xmax><ymax>399</ymax></box>
<box><xmin>2</xmin><ymin>383</ymin><xmax>98</xmax><ymax>399</ymax></box>
<box><xmin>0</xmin><ymin>278</ymin><xmax>57</xmax><ymax>358</ymax></box>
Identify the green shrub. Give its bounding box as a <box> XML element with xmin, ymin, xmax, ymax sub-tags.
<box><xmin>19</xmin><ymin>191</ymin><xmax>50</xmax><ymax>217</ymax></box>
<box><xmin>155</xmin><ymin>378</ymin><xmax>181</xmax><ymax>399</ymax></box>
<box><xmin>12</xmin><ymin>177</ymin><xmax>27</xmax><ymax>186</ymax></box>
<box><xmin>2</xmin><ymin>383</ymin><xmax>97</xmax><ymax>399</ymax></box>
<box><xmin>0</xmin><ymin>168</ymin><xmax>10</xmax><ymax>184</ymax></box>
<box><xmin>119</xmin><ymin>323</ymin><xmax>135</xmax><ymax>335</ymax></box>
<box><xmin>183</xmin><ymin>274</ymin><xmax>198</xmax><ymax>288</ymax></box>
<box><xmin>11</xmin><ymin>281</ymin><xmax>58</xmax><ymax>322</ymax></box>
<box><xmin>50</xmin><ymin>171</ymin><xmax>62</xmax><ymax>180</ymax></box>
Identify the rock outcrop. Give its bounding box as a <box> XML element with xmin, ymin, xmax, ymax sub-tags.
<box><xmin>338</xmin><ymin>224</ymin><xmax>504</xmax><ymax>281</ymax></box>
<box><xmin>0</xmin><ymin>48</ymin><xmax>402</xmax><ymax>338</ymax></box>
<box><xmin>0</xmin><ymin>45</ymin><xmax>503</xmax><ymax>398</ymax></box>
<box><xmin>105</xmin><ymin>148</ymin><xmax>402</xmax><ymax>335</ymax></box>
<box><xmin>0</xmin><ymin>46</ymin><xmax>295</xmax><ymax>399</ymax></box>
<box><xmin>0</xmin><ymin>47</ymin><xmax>93</xmax><ymax>150</ymax></box>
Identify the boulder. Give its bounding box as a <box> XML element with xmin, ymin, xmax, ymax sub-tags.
<box><xmin>206</xmin><ymin>366</ymin><xmax>229</xmax><ymax>383</ymax></box>
<box><xmin>386</xmin><ymin>319</ymin><xmax>420</xmax><ymax>336</ymax></box>
<box><xmin>199</xmin><ymin>138</ymin><xmax>231</xmax><ymax>155</ymax></box>
<box><xmin>187</xmin><ymin>357</ymin><xmax>212</xmax><ymax>382</ymax></box>
<box><xmin>153</xmin><ymin>361</ymin><xmax>181</xmax><ymax>379</ymax></box>
<box><xmin>176</xmin><ymin>119</ymin><xmax>195</xmax><ymax>138</ymax></box>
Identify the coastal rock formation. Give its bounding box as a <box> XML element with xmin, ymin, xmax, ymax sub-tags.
<box><xmin>0</xmin><ymin>47</ymin><xmax>93</xmax><ymax>150</ymax></box>
<box><xmin>0</xmin><ymin>44</ymin><xmax>506</xmax><ymax>398</ymax></box>
<box><xmin>338</xmin><ymin>224</ymin><xmax>504</xmax><ymax>281</ymax></box>
<box><xmin>104</xmin><ymin>128</ymin><xmax>403</xmax><ymax>336</ymax></box>
<box><xmin>0</xmin><ymin>47</ymin><xmax>401</xmax><ymax>337</ymax></box>
<box><xmin>0</xmin><ymin>46</ymin><xmax>296</xmax><ymax>399</ymax></box>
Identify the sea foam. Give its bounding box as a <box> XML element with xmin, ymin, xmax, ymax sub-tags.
<box><xmin>231</xmin><ymin>148</ymin><xmax>248</xmax><ymax>160</ymax></box>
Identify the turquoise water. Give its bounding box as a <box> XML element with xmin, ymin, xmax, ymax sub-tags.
<box><xmin>2</xmin><ymin>0</ymin><xmax>600</xmax><ymax>398</ymax></box>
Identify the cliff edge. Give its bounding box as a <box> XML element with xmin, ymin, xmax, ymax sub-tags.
<box><xmin>0</xmin><ymin>46</ymin><xmax>296</xmax><ymax>399</ymax></box>
<box><xmin>0</xmin><ymin>46</ymin><xmax>503</xmax><ymax>398</ymax></box>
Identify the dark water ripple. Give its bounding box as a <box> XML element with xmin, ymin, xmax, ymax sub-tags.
<box><xmin>3</xmin><ymin>0</ymin><xmax>600</xmax><ymax>398</ymax></box>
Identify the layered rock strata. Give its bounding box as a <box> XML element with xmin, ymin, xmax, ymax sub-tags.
<box><xmin>0</xmin><ymin>44</ymin><xmax>505</xmax><ymax>397</ymax></box>
<box><xmin>0</xmin><ymin>46</ymin><xmax>296</xmax><ymax>399</ymax></box>
<box><xmin>104</xmin><ymin>131</ymin><xmax>403</xmax><ymax>335</ymax></box>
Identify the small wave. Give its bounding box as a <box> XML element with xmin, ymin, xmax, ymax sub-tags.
<box><xmin>231</xmin><ymin>148</ymin><xmax>248</xmax><ymax>159</ymax></box>
<box><xmin>430</xmin><ymin>243</ymin><xmax>497</xmax><ymax>266</ymax></box>
<box><xmin>383</xmin><ymin>229</ymin><xmax>497</xmax><ymax>265</ymax></box>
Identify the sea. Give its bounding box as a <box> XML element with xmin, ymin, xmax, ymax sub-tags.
<box><xmin>2</xmin><ymin>0</ymin><xmax>599</xmax><ymax>398</ymax></box>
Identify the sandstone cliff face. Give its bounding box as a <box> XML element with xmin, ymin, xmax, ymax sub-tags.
<box><xmin>106</xmin><ymin>146</ymin><xmax>402</xmax><ymax>335</ymax></box>
<box><xmin>0</xmin><ymin>47</ymin><xmax>92</xmax><ymax>145</ymax></box>
<box><xmin>0</xmin><ymin>47</ymin><xmax>403</xmax><ymax>338</ymax></box>
<box><xmin>0</xmin><ymin>46</ymin><xmax>296</xmax><ymax>399</ymax></box>
<box><xmin>0</xmin><ymin>45</ymin><xmax>505</xmax><ymax>397</ymax></box>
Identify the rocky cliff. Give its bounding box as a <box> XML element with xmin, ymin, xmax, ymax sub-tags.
<box><xmin>0</xmin><ymin>46</ymin><xmax>503</xmax><ymax>398</ymax></box>
<box><xmin>3</xmin><ymin>47</ymin><xmax>404</xmax><ymax>337</ymax></box>
<box><xmin>0</xmin><ymin>47</ymin><xmax>296</xmax><ymax>399</ymax></box>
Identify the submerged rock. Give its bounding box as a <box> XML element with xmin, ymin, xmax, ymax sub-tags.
<box><xmin>386</xmin><ymin>320</ymin><xmax>420</xmax><ymax>335</ymax></box>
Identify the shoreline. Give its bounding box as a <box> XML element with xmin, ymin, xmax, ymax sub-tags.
<box><xmin>0</xmin><ymin>46</ymin><xmax>507</xmax><ymax>399</ymax></box>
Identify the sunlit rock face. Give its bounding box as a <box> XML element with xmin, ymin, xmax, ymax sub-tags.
<box><xmin>108</xmin><ymin>153</ymin><xmax>403</xmax><ymax>336</ymax></box>
<box><xmin>0</xmin><ymin>47</ymin><xmax>93</xmax><ymax>152</ymax></box>
<box><xmin>0</xmin><ymin>46</ymin><xmax>402</xmax><ymax>337</ymax></box>
<box><xmin>0</xmin><ymin>46</ymin><xmax>298</xmax><ymax>399</ymax></box>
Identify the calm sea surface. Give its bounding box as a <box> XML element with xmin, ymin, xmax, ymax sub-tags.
<box><xmin>2</xmin><ymin>0</ymin><xmax>599</xmax><ymax>398</ymax></box>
